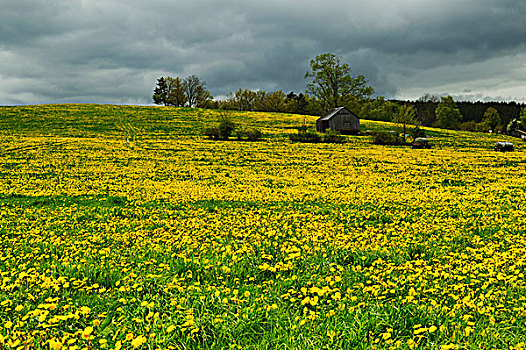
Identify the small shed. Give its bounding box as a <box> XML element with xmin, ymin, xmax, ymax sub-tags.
<box><xmin>316</xmin><ymin>107</ymin><xmax>360</xmax><ymax>134</ymax></box>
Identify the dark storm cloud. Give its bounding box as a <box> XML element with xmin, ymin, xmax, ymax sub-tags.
<box><xmin>1</xmin><ymin>0</ymin><xmax>525</xmax><ymax>104</ymax></box>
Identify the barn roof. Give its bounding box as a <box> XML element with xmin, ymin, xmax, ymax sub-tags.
<box><xmin>317</xmin><ymin>107</ymin><xmax>358</xmax><ymax>122</ymax></box>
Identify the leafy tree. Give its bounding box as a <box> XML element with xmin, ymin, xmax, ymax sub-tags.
<box><xmin>253</xmin><ymin>91</ymin><xmax>268</xmax><ymax>111</ymax></box>
<box><xmin>154</xmin><ymin>75</ymin><xmax>212</xmax><ymax>108</ymax></box>
<box><xmin>229</xmin><ymin>89</ymin><xmax>259</xmax><ymax>111</ymax></box>
<box><xmin>360</xmin><ymin>97</ymin><xmax>399</xmax><ymax>122</ymax></box>
<box><xmin>285</xmin><ymin>92</ymin><xmax>309</xmax><ymax>114</ymax></box>
<box><xmin>393</xmin><ymin>104</ymin><xmax>417</xmax><ymax>142</ymax></box>
<box><xmin>481</xmin><ymin>107</ymin><xmax>501</xmax><ymax>132</ymax></box>
<box><xmin>458</xmin><ymin>121</ymin><xmax>479</xmax><ymax>132</ymax></box>
<box><xmin>507</xmin><ymin>118</ymin><xmax>520</xmax><ymax>133</ymax></box>
<box><xmin>166</xmin><ymin>77</ymin><xmax>187</xmax><ymax>107</ymax></box>
<box><xmin>152</xmin><ymin>77</ymin><xmax>169</xmax><ymax>106</ymax></box>
<box><xmin>435</xmin><ymin>96</ymin><xmax>462</xmax><ymax>129</ymax></box>
<box><xmin>305</xmin><ymin>53</ymin><xmax>374</xmax><ymax>111</ymax></box>
<box><xmin>520</xmin><ymin>106</ymin><xmax>526</xmax><ymax>130</ymax></box>
<box><xmin>265</xmin><ymin>90</ymin><xmax>286</xmax><ymax>112</ymax></box>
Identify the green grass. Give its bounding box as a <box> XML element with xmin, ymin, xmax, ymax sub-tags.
<box><xmin>0</xmin><ymin>104</ymin><xmax>525</xmax><ymax>349</ymax></box>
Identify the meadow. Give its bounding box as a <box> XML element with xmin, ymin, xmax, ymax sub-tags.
<box><xmin>0</xmin><ymin>104</ymin><xmax>526</xmax><ymax>349</ymax></box>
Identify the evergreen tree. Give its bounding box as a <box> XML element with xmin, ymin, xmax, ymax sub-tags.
<box><xmin>152</xmin><ymin>77</ymin><xmax>169</xmax><ymax>106</ymax></box>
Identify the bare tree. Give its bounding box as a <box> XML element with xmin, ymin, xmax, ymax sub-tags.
<box><xmin>185</xmin><ymin>75</ymin><xmax>206</xmax><ymax>107</ymax></box>
<box><xmin>194</xmin><ymin>85</ymin><xmax>213</xmax><ymax>108</ymax></box>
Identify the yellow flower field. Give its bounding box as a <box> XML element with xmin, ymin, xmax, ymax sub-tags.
<box><xmin>0</xmin><ymin>104</ymin><xmax>525</xmax><ymax>349</ymax></box>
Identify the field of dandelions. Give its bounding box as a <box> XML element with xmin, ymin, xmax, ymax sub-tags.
<box><xmin>1</xmin><ymin>104</ymin><xmax>526</xmax><ymax>349</ymax></box>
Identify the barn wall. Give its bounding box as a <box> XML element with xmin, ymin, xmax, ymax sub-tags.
<box><xmin>335</xmin><ymin>112</ymin><xmax>359</xmax><ymax>131</ymax></box>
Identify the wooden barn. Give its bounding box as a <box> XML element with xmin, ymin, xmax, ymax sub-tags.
<box><xmin>316</xmin><ymin>107</ymin><xmax>360</xmax><ymax>134</ymax></box>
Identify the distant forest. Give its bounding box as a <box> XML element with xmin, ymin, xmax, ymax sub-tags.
<box><xmin>400</xmin><ymin>98</ymin><xmax>525</xmax><ymax>128</ymax></box>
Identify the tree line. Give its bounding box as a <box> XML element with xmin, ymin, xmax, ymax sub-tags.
<box><xmin>153</xmin><ymin>53</ymin><xmax>526</xmax><ymax>133</ymax></box>
<box><xmin>406</xmin><ymin>96</ymin><xmax>525</xmax><ymax>132</ymax></box>
<box><xmin>152</xmin><ymin>75</ymin><xmax>213</xmax><ymax>108</ymax></box>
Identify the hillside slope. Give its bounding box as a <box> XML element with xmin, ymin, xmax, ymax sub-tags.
<box><xmin>0</xmin><ymin>104</ymin><xmax>525</xmax><ymax>349</ymax></box>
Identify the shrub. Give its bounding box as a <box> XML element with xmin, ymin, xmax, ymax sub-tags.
<box><xmin>410</xmin><ymin>125</ymin><xmax>427</xmax><ymax>138</ymax></box>
<box><xmin>372</xmin><ymin>131</ymin><xmax>404</xmax><ymax>145</ymax></box>
<box><xmin>245</xmin><ymin>129</ymin><xmax>262</xmax><ymax>141</ymax></box>
<box><xmin>289</xmin><ymin>131</ymin><xmax>321</xmax><ymax>143</ymax></box>
<box><xmin>237</xmin><ymin>129</ymin><xmax>262</xmax><ymax>141</ymax></box>
<box><xmin>323</xmin><ymin>130</ymin><xmax>346</xmax><ymax>143</ymax></box>
<box><xmin>218</xmin><ymin>116</ymin><xmax>236</xmax><ymax>140</ymax></box>
<box><xmin>203</xmin><ymin>127</ymin><xmax>219</xmax><ymax>140</ymax></box>
<box><xmin>296</xmin><ymin>124</ymin><xmax>309</xmax><ymax>133</ymax></box>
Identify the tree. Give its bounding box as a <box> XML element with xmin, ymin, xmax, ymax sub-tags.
<box><xmin>253</xmin><ymin>91</ymin><xmax>268</xmax><ymax>111</ymax></box>
<box><xmin>305</xmin><ymin>53</ymin><xmax>374</xmax><ymax>111</ymax></box>
<box><xmin>166</xmin><ymin>77</ymin><xmax>187</xmax><ymax>107</ymax></box>
<box><xmin>153</xmin><ymin>77</ymin><xmax>169</xmax><ymax>106</ymax></box>
<box><xmin>507</xmin><ymin>118</ymin><xmax>520</xmax><ymax>133</ymax></box>
<box><xmin>520</xmin><ymin>106</ymin><xmax>526</xmax><ymax>130</ymax></box>
<box><xmin>435</xmin><ymin>96</ymin><xmax>462</xmax><ymax>129</ymax></box>
<box><xmin>481</xmin><ymin>107</ymin><xmax>501</xmax><ymax>132</ymax></box>
<box><xmin>154</xmin><ymin>75</ymin><xmax>212</xmax><ymax>108</ymax></box>
<box><xmin>230</xmin><ymin>89</ymin><xmax>258</xmax><ymax>111</ymax></box>
<box><xmin>360</xmin><ymin>97</ymin><xmax>399</xmax><ymax>122</ymax></box>
<box><xmin>285</xmin><ymin>92</ymin><xmax>308</xmax><ymax>114</ymax></box>
<box><xmin>417</xmin><ymin>93</ymin><xmax>440</xmax><ymax>103</ymax></box>
<box><xmin>393</xmin><ymin>104</ymin><xmax>418</xmax><ymax>142</ymax></box>
<box><xmin>265</xmin><ymin>90</ymin><xmax>286</xmax><ymax>112</ymax></box>
<box><xmin>194</xmin><ymin>85</ymin><xmax>213</xmax><ymax>108</ymax></box>
<box><xmin>184</xmin><ymin>75</ymin><xmax>212</xmax><ymax>108</ymax></box>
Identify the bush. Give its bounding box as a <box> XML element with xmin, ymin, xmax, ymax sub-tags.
<box><xmin>203</xmin><ymin>127</ymin><xmax>219</xmax><ymax>140</ymax></box>
<box><xmin>323</xmin><ymin>130</ymin><xmax>346</xmax><ymax>143</ymax></box>
<box><xmin>245</xmin><ymin>129</ymin><xmax>262</xmax><ymax>141</ymax></box>
<box><xmin>237</xmin><ymin>128</ymin><xmax>262</xmax><ymax>141</ymax></box>
<box><xmin>410</xmin><ymin>125</ymin><xmax>427</xmax><ymax>138</ymax></box>
<box><xmin>372</xmin><ymin>131</ymin><xmax>404</xmax><ymax>145</ymax></box>
<box><xmin>289</xmin><ymin>131</ymin><xmax>321</xmax><ymax>143</ymax></box>
<box><xmin>218</xmin><ymin>116</ymin><xmax>236</xmax><ymax>140</ymax></box>
<box><xmin>296</xmin><ymin>124</ymin><xmax>309</xmax><ymax>133</ymax></box>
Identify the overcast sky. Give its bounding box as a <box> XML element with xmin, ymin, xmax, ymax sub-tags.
<box><xmin>1</xmin><ymin>0</ymin><xmax>526</xmax><ymax>105</ymax></box>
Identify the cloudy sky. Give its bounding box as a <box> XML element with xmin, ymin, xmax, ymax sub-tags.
<box><xmin>1</xmin><ymin>0</ymin><xmax>526</xmax><ymax>105</ymax></box>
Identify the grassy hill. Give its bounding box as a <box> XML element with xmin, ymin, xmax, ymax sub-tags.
<box><xmin>0</xmin><ymin>104</ymin><xmax>525</xmax><ymax>349</ymax></box>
